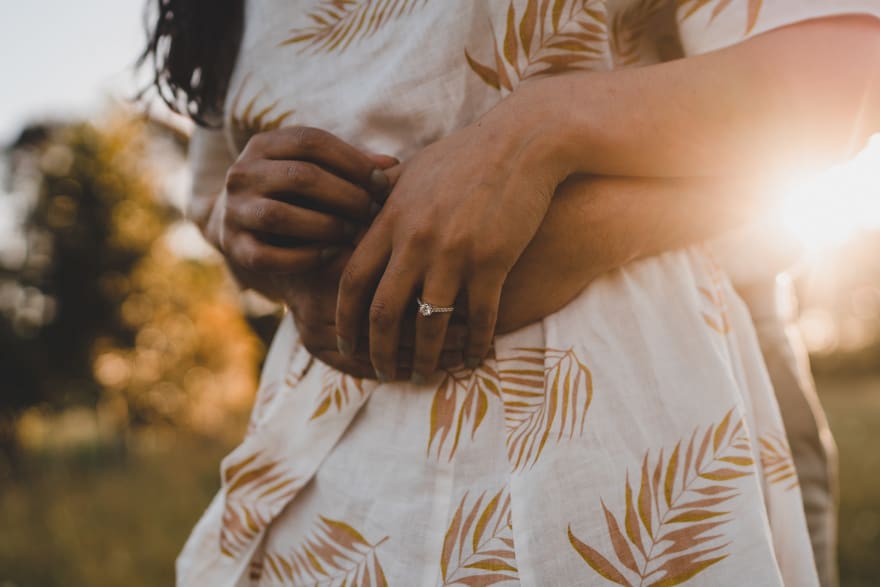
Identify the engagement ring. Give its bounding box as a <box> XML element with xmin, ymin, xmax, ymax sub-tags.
<box><xmin>416</xmin><ymin>298</ymin><xmax>455</xmax><ymax>317</ymax></box>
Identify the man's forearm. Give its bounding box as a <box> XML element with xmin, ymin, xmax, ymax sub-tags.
<box><xmin>497</xmin><ymin>175</ymin><xmax>769</xmax><ymax>332</ymax></box>
<box><xmin>499</xmin><ymin>15</ymin><xmax>880</xmax><ymax>181</ymax></box>
<box><xmin>547</xmin><ymin>175</ymin><xmax>768</xmax><ymax>276</ymax></box>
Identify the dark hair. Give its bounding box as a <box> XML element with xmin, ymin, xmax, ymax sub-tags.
<box><xmin>140</xmin><ymin>0</ymin><xmax>245</xmax><ymax>126</ymax></box>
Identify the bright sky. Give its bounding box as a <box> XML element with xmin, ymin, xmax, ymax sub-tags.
<box><xmin>0</xmin><ymin>0</ymin><xmax>146</xmax><ymax>145</ymax></box>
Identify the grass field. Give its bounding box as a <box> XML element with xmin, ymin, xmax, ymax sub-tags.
<box><xmin>1</xmin><ymin>377</ymin><xmax>878</xmax><ymax>587</ymax></box>
<box><xmin>818</xmin><ymin>375</ymin><xmax>880</xmax><ymax>587</ymax></box>
<box><xmin>0</xmin><ymin>432</ymin><xmax>234</xmax><ymax>587</ymax></box>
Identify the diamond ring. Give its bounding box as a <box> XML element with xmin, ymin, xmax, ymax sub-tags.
<box><xmin>416</xmin><ymin>297</ymin><xmax>455</xmax><ymax>317</ymax></box>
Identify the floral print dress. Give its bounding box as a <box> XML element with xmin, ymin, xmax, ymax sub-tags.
<box><xmin>178</xmin><ymin>1</ymin><xmax>880</xmax><ymax>585</ymax></box>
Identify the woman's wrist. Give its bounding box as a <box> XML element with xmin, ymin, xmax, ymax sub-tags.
<box><xmin>480</xmin><ymin>76</ymin><xmax>590</xmax><ymax>187</ymax></box>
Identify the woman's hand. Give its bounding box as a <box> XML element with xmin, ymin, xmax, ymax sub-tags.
<box><xmin>335</xmin><ymin>105</ymin><xmax>568</xmax><ymax>383</ymax></box>
<box><xmin>202</xmin><ymin>126</ymin><xmax>395</xmax><ymax>294</ymax></box>
<box><xmin>281</xmin><ymin>251</ymin><xmax>469</xmax><ymax>379</ymax></box>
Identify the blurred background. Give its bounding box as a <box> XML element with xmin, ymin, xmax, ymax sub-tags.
<box><xmin>0</xmin><ymin>2</ymin><xmax>878</xmax><ymax>586</ymax></box>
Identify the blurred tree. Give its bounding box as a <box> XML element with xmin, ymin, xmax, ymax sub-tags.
<box><xmin>0</xmin><ymin>114</ymin><xmax>261</xmax><ymax>462</ymax></box>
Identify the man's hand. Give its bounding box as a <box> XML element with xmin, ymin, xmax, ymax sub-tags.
<box><xmin>281</xmin><ymin>250</ymin><xmax>470</xmax><ymax>380</ymax></box>
<box><xmin>200</xmin><ymin>126</ymin><xmax>396</xmax><ymax>296</ymax></box>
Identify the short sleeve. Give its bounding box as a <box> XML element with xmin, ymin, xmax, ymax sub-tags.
<box><xmin>187</xmin><ymin>126</ymin><xmax>235</xmax><ymax>225</ymax></box>
<box><xmin>677</xmin><ymin>0</ymin><xmax>880</xmax><ymax>55</ymax></box>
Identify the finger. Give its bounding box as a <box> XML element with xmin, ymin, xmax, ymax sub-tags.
<box><xmin>437</xmin><ymin>350</ymin><xmax>465</xmax><ymax>370</ymax></box>
<box><xmin>336</xmin><ymin>225</ymin><xmax>391</xmax><ymax>361</ymax></box>
<box><xmin>364</xmin><ymin>152</ymin><xmax>399</xmax><ymax>170</ymax></box>
<box><xmin>241</xmin><ymin>160</ymin><xmax>376</xmax><ymax>222</ymax></box>
<box><xmin>248</xmin><ymin>127</ymin><xmax>390</xmax><ymax>195</ymax></box>
<box><xmin>367</xmin><ymin>253</ymin><xmax>421</xmax><ymax>382</ymax></box>
<box><xmin>463</xmin><ymin>277</ymin><xmax>504</xmax><ymax>369</ymax></box>
<box><xmin>230</xmin><ymin>231</ymin><xmax>337</xmax><ymax>275</ymax></box>
<box><xmin>229</xmin><ymin>197</ymin><xmax>356</xmax><ymax>242</ymax></box>
<box><xmin>394</xmin><ymin>349</ymin><xmax>464</xmax><ymax>371</ymax></box>
<box><xmin>352</xmin><ymin>324</ymin><xmax>468</xmax><ymax>360</ymax></box>
<box><xmin>400</xmin><ymin>321</ymin><xmax>468</xmax><ymax>351</ymax></box>
<box><xmin>411</xmin><ymin>268</ymin><xmax>461</xmax><ymax>383</ymax></box>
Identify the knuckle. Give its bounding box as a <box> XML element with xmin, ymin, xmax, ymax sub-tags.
<box><xmin>290</xmin><ymin>126</ymin><xmax>323</xmax><ymax>151</ymax></box>
<box><xmin>339</xmin><ymin>263</ymin><xmax>361</xmax><ymax>294</ymax></box>
<box><xmin>440</xmin><ymin>234</ymin><xmax>470</xmax><ymax>257</ymax></box>
<box><xmin>418</xmin><ymin>324</ymin><xmax>444</xmax><ymax>343</ymax></box>
<box><xmin>225</xmin><ymin>163</ymin><xmax>250</xmax><ymax>192</ymax></box>
<box><xmin>242</xmin><ymin>251</ymin><xmax>264</xmax><ymax>273</ymax></box>
<box><xmin>251</xmin><ymin>202</ymin><xmax>278</xmax><ymax>229</ymax></box>
<box><xmin>321</xmin><ymin>215</ymin><xmax>345</xmax><ymax>237</ymax></box>
<box><xmin>237</xmin><ymin>239</ymin><xmax>269</xmax><ymax>272</ymax></box>
<box><xmin>369</xmin><ymin>300</ymin><xmax>395</xmax><ymax>329</ymax></box>
<box><xmin>469</xmin><ymin>307</ymin><xmax>497</xmax><ymax>330</ymax></box>
<box><xmin>244</xmin><ymin>132</ymin><xmax>270</xmax><ymax>154</ymax></box>
<box><xmin>406</xmin><ymin>225</ymin><xmax>435</xmax><ymax>249</ymax></box>
<box><xmin>285</xmin><ymin>161</ymin><xmax>315</xmax><ymax>188</ymax></box>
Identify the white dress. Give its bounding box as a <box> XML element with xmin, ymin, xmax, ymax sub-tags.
<box><xmin>178</xmin><ymin>1</ymin><xmax>880</xmax><ymax>585</ymax></box>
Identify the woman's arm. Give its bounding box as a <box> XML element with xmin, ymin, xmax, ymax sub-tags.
<box><xmin>336</xmin><ymin>14</ymin><xmax>880</xmax><ymax>380</ymax></box>
<box><xmin>494</xmin><ymin>15</ymin><xmax>880</xmax><ymax>181</ymax></box>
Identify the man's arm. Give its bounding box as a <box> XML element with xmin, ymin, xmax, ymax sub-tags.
<box><xmin>259</xmin><ymin>172</ymin><xmax>771</xmax><ymax>378</ymax></box>
<box><xmin>496</xmin><ymin>174</ymin><xmax>770</xmax><ymax>332</ymax></box>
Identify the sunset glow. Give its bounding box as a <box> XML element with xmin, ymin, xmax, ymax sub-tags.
<box><xmin>782</xmin><ymin>136</ymin><xmax>880</xmax><ymax>253</ymax></box>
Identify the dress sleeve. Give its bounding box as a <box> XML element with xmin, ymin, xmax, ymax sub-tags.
<box><xmin>676</xmin><ymin>0</ymin><xmax>880</xmax><ymax>56</ymax></box>
<box><xmin>187</xmin><ymin>126</ymin><xmax>235</xmax><ymax>227</ymax></box>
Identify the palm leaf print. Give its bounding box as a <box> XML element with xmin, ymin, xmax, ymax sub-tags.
<box><xmin>247</xmin><ymin>381</ymin><xmax>281</xmax><ymax>437</ymax></box>
<box><xmin>697</xmin><ymin>250</ymin><xmax>730</xmax><ymax>335</ymax></box>
<box><xmin>499</xmin><ymin>347</ymin><xmax>593</xmax><ymax>470</ymax></box>
<box><xmin>428</xmin><ymin>361</ymin><xmax>502</xmax><ymax>461</ymax></box>
<box><xmin>610</xmin><ymin>0</ymin><xmax>666</xmax><ymax>67</ymax></box>
<box><xmin>759</xmin><ymin>433</ymin><xmax>799</xmax><ymax>491</ymax></box>
<box><xmin>310</xmin><ymin>372</ymin><xmax>366</xmax><ymax>420</ymax></box>
<box><xmin>677</xmin><ymin>0</ymin><xmax>763</xmax><ymax>34</ymax></box>
<box><xmin>465</xmin><ymin>0</ymin><xmax>608</xmax><ymax>92</ymax></box>
<box><xmin>249</xmin><ymin>340</ymin><xmax>311</xmax><ymax>436</ymax></box>
<box><xmin>440</xmin><ymin>488</ymin><xmax>519</xmax><ymax>586</ymax></box>
<box><xmin>228</xmin><ymin>74</ymin><xmax>295</xmax><ymax>153</ymax></box>
<box><xmin>220</xmin><ymin>451</ymin><xmax>302</xmax><ymax>557</ymax></box>
<box><xmin>282</xmin><ymin>0</ymin><xmax>429</xmax><ymax>53</ymax></box>
<box><xmin>262</xmin><ymin>516</ymin><xmax>389</xmax><ymax>586</ymax></box>
<box><xmin>568</xmin><ymin>408</ymin><xmax>756</xmax><ymax>586</ymax></box>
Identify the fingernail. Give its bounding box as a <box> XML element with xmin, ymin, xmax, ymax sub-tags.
<box><xmin>370</xmin><ymin>168</ymin><xmax>390</xmax><ymax>193</ymax></box>
<box><xmin>411</xmin><ymin>372</ymin><xmax>427</xmax><ymax>385</ymax></box>
<box><xmin>369</xmin><ymin>201</ymin><xmax>382</xmax><ymax>217</ymax></box>
<box><xmin>375</xmin><ymin>369</ymin><xmax>391</xmax><ymax>383</ymax></box>
<box><xmin>337</xmin><ymin>336</ymin><xmax>353</xmax><ymax>357</ymax></box>
<box><xmin>321</xmin><ymin>246</ymin><xmax>342</xmax><ymax>261</ymax></box>
<box><xmin>465</xmin><ymin>357</ymin><xmax>480</xmax><ymax>370</ymax></box>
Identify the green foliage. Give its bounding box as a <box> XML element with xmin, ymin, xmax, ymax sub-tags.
<box><xmin>0</xmin><ymin>115</ymin><xmax>261</xmax><ymax>456</ymax></box>
<box><xmin>1</xmin><ymin>119</ymin><xmax>172</xmax><ymax>419</ymax></box>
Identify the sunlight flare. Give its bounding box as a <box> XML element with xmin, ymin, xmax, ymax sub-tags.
<box><xmin>782</xmin><ymin>136</ymin><xmax>880</xmax><ymax>253</ymax></box>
